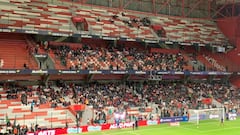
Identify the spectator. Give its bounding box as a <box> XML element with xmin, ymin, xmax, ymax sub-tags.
<box><xmin>0</xmin><ymin>58</ymin><xmax>3</xmax><ymax>68</ymax></box>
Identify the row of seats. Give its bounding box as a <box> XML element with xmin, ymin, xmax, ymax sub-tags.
<box><xmin>151</xmin><ymin>16</ymin><xmax>228</xmax><ymax>44</ymax></box>
<box><xmin>0</xmin><ymin>33</ymin><xmax>38</xmax><ymax>69</ymax></box>
<box><xmin>0</xmin><ymin>0</ymin><xmax>229</xmax><ymax>45</ymax></box>
<box><xmin>74</xmin><ymin>8</ymin><xmax>156</xmax><ymax>39</ymax></box>
<box><xmin>0</xmin><ymin>87</ymin><xmax>75</xmax><ymax>129</ymax></box>
<box><xmin>0</xmin><ymin>0</ymin><xmax>72</xmax><ymax>33</ymax></box>
<box><xmin>0</xmin><ymin>31</ymin><xmax>227</xmax><ymax>72</ymax></box>
<box><xmin>0</xmin><ymin>34</ymin><xmax>227</xmax><ymax>72</ymax></box>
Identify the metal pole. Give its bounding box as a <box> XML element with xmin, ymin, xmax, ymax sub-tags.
<box><xmin>51</xmin><ymin>112</ymin><xmax>53</xmax><ymax>128</ymax></box>
<box><xmin>152</xmin><ymin>0</ymin><xmax>156</xmax><ymax>14</ymax></box>
<box><xmin>182</xmin><ymin>0</ymin><xmax>185</xmax><ymax>17</ymax></box>
<box><xmin>77</xmin><ymin>113</ymin><xmax>79</xmax><ymax>133</ymax></box>
<box><xmin>35</xmin><ymin>114</ymin><xmax>37</xmax><ymax>125</ymax></box>
<box><xmin>24</xmin><ymin>114</ymin><xmax>25</xmax><ymax>126</ymax></box>
<box><xmin>168</xmin><ymin>3</ymin><xmax>171</xmax><ymax>16</ymax></box>
<box><xmin>208</xmin><ymin>0</ymin><xmax>211</xmax><ymax>19</ymax></box>
<box><xmin>232</xmin><ymin>0</ymin><xmax>235</xmax><ymax>17</ymax></box>
<box><xmin>65</xmin><ymin>110</ymin><xmax>67</xmax><ymax>127</ymax></box>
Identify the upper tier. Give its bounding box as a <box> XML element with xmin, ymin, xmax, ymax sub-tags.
<box><xmin>0</xmin><ymin>0</ymin><xmax>228</xmax><ymax>45</ymax></box>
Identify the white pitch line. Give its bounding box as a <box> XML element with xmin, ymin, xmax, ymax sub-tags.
<box><xmin>201</xmin><ymin>126</ymin><xmax>240</xmax><ymax>133</ymax></box>
<box><xmin>128</xmin><ymin>131</ymin><xmax>141</xmax><ymax>135</ymax></box>
<box><xmin>102</xmin><ymin>126</ymin><xmax>173</xmax><ymax>135</ymax></box>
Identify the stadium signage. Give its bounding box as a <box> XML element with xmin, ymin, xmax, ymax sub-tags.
<box><xmin>222</xmin><ymin>72</ymin><xmax>232</xmax><ymax>75</ymax></box>
<box><xmin>81</xmin><ymin>35</ymin><xmax>92</xmax><ymax>38</ymax></box>
<box><xmin>209</xmin><ymin>114</ymin><xmax>219</xmax><ymax>119</ymax></box>
<box><xmin>135</xmin><ymin>71</ymin><xmax>146</xmax><ymax>74</ymax></box>
<box><xmin>174</xmin><ymin>71</ymin><xmax>184</xmax><ymax>75</ymax></box>
<box><xmin>0</xmin><ymin>28</ymin><xmax>11</xmax><ymax>32</ymax></box>
<box><xmin>25</xmin><ymin>30</ymin><xmax>39</xmax><ymax>34</ymax></box>
<box><xmin>34</xmin><ymin>54</ymin><xmax>48</xmax><ymax>58</ymax></box>
<box><xmin>87</xmin><ymin>126</ymin><xmax>101</xmax><ymax>131</ymax></box>
<box><xmin>67</xmin><ymin>127</ymin><xmax>83</xmax><ymax>133</ymax></box>
<box><xmin>110</xmin><ymin>70</ymin><xmax>128</xmax><ymax>74</ymax></box>
<box><xmin>160</xmin><ymin>116</ymin><xmax>188</xmax><ymax>123</ymax></box>
<box><xmin>147</xmin><ymin>120</ymin><xmax>158</xmax><ymax>125</ymax></box>
<box><xmin>144</xmin><ymin>40</ymin><xmax>158</xmax><ymax>43</ymax></box>
<box><xmin>60</xmin><ymin>70</ymin><xmax>78</xmax><ymax>74</ymax></box>
<box><xmin>157</xmin><ymin>71</ymin><xmax>170</xmax><ymax>75</ymax></box>
<box><xmin>51</xmin><ymin>32</ymin><xmax>69</xmax><ymax>37</ymax></box>
<box><xmin>208</xmin><ymin>72</ymin><xmax>217</xmax><ymax>75</ymax></box>
<box><xmin>169</xmin><ymin>122</ymin><xmax>180</xmax><ymax>126</ymax></box>
<box><xmin>31</xmin><ymin>70</ymin><xmax>48</xmax><ymax>74</ymax></box>
<box><xmin>103</xmin><ymin>36</ymin><xmax>116</xmax><ymax>40</ymax></box>
<box><xmin>180</xmin><ymin>42</ymin><xmax>191</xmax><ymax>46</ymax></box>
<box><xmin>27</xmin><ymin>130</ymin><xmax>55</xmax><ymax>135</ymax></box>
<box><xmin>190</xmin><ymin>72</ymin><xmax>202</xmax><ymax>75</ymax></box>
<box><xmin>160</xmin><ymin>118</ymin><xmax>172</xmax><ymax>123</ymax></box>
<box><xmin>165</xmin><ymin>41</ymin><xmax>173</xmax><ymax>44</ymax></box>
<box><xmin>0</xmin><ymin>70</ymin><xmax>16</xmax><ymax>74</ymax></box>
<box><xmin>89</xmin><ymin>70</ymin><xmax>102</xmax><ymax>74</ymax></box>
<box><xmin>126</xmin><ymin>38</ymin><xmax>136</xmax><ymax>41</ymax></box>
<box><xmin>110</xmin><ymin>122</ymin><xmax>134</xmax><ymax>129</ymax></box>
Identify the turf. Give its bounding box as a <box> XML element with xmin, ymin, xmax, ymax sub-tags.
<box><xmin>67</xmin><ymin>118</ymin><xmax>240</xmax><ymax>135</ymax></box>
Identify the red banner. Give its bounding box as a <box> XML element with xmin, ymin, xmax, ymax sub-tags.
<box><xmin>69</xmin><ymin>104</ymin><xmax>85</xmax><ymax>111</ymax></box>
<box><xmin>27</xmin><ymin>120</ymin><xmax>160</xmax><ymax>135</ymax></box>
<box><xmin>202</xmin><ymin>98</ymin><xmax>212</xmax><ymax>104</ymax></box>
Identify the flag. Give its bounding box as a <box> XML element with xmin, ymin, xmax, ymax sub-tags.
<box><xmin>5</xmin><ymin>114</ymin><xmax>10</xmax><ymax>126</ymax></box>
<box><xmin>13</xmin><ymin>115</ymin><xmax>16</xmax><ymax>128</ymax></box>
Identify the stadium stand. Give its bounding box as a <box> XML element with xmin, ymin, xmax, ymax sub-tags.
<box><xmin>0</xmin><ymin>80</ymin><xmax>239</xmax><ymax>130</ymax></box>
<box><xmin>0</xmin><ymin>0</ymin><xmax>229</xmax><ymax>44</ymax></box>
<box><xmin>0</xmin><ymin>33</ymin><xmax>38</xmax><ymax>69</ymax></box>
<box><xmin>44</xmin><ymin>42</ymin><xmax>189</xmax><ymax>71</ymax></box>
<box><xmin>151</xmin><ymin>16</ymin><xmax>228</xmax><ymax>44</ymax></box>
<box><xmin>0</xmin><ymin>0</ymin><xmax>239</xmax><ymax>135</ymax></box>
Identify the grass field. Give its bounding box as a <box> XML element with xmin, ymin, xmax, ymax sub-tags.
<box><xmin>68</xmin><ymin>118</ymin><xmax>240</xmax><ymax>135</ymax></box>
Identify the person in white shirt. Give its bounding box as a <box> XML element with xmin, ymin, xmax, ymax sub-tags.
<box><xmin>0</xmin><ymin>58</ymin><xmax>3</xmax><ymax>68</ymax></box>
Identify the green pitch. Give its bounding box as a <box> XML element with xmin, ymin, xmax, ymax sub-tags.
<box><xmin>68</xmin><ymin>118</ymin><xmax>240</xmax><ymax>135</ymax></box>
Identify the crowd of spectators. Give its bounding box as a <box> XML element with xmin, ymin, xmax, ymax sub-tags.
<box><xmin>109</xmin><ymin>12</ymin><xmax>151</xmax><ymax>28</ymax></box>
<box><xmin>3</xmin><ymin>121</ymin><xmax>40</xmax><ymax>135</ymax></box>
<box><xmin>5</xmin><ymin>81</ymin><xmax>238</xmax><ymax>117</ymax></box>
<box><xmin>15</xmin><ymin>80</ymin><xmax>237</xmax><ymax>118</ymax></box>
<box><xmin>1</xmin><ymin>79</ymin><xmax>240</xmax><ymax>130</ymax></box>
<box><xmin>48</xmin><ymin>44</ymin><xmax>187</xmax><ymax>71</ymax></box>
<box><xmin>48</xmin><ymin>45</ymin><xmax>70</xmax><ymax>66</ymax></box>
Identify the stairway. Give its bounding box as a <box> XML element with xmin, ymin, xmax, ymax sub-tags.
<box><xmin>211</xmin><ymin>98</ymin><xmax>224</xmax><ymax>108</ymax></box>
<box><xmin>81</xmin><ymin>106</ymin><xmax>93</xmax><ymax>125</ymax></box>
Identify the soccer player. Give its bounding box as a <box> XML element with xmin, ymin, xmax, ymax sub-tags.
<box><xmin>135</xmin><ymin>119</ymin><xmax>138</xmax><ymax>130</ymax></box>
<box><xmin>220</xmin><ymin>117</ymin><xmax>224</xmax><ymax>126</ymax></box>
<box><xmin>116</xmin><ymin>119</ymin><xmax>120</xmax><ymax>128</ymax></box>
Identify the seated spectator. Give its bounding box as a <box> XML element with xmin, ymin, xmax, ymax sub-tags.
<box><xmin>112</xmin><ymin>15</ymin><xmax>118</xmax><ymax>19</ymax></box>
<box><xmin>23</xmin><ymin>63</ymin><xmax>28</xmax><ymax>69</ymax></box>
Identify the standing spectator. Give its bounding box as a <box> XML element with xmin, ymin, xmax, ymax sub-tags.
<box><xmin>135</xmin><ymin>119</ymin><xmax>138</xmax><ymax>129</ymax></box>
<box><xmin>31</xmin><ymin>101</ymin><xmax>35</xmax><ymax>112</ymax></box>
<box><xmin>0</xmin><ymin>58</ymin><xmax>3</xmax><ymax>68</ymax></box>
